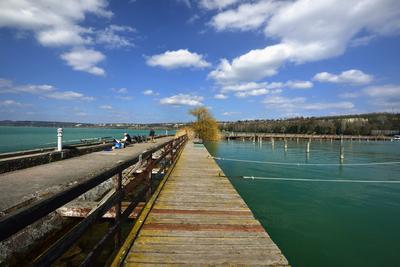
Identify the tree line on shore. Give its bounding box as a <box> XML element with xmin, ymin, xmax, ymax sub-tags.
<box><xmin>219</xmin><ymin>113</ymin><xmax>400</xmax><ymax>136</ymax></box>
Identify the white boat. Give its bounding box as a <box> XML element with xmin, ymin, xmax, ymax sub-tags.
<box><xmin>391</xmin><ymin>135</ymin><xmax>400</xmax><ymax>141</ymax></box>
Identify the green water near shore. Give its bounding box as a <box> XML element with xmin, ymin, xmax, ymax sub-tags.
<box><xmin>206</xmin><ymin>140</ymin><xmax>400</xmax><ymax>267</ymax></box>
<box><xmin>0</xmin><ymin>126</ymin><xmax>174</xmax><ymax>153</ymax></box>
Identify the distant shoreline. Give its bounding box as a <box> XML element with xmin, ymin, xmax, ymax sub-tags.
<box><xmin>0</xmin><ymin>122</ymin><xmax>182</xmax><ymax>130</ymax></box>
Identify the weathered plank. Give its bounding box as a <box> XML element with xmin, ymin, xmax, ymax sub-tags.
<box><xmin>119</xmin><ymin>142</ymin><xmax>289</xmax><ymax>266</ymax></box>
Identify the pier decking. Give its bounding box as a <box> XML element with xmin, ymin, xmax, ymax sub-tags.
<box><xmin>114</xmin><ymin>142</ymin><xmax>289</xmax><ymax>266</ymax></box>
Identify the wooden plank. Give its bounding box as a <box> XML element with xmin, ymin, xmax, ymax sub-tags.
<box><xmin>142</xmin><ymin>223</ymin><xmax>264</xmax><ymax>231</ymax></box>
<box><xmin>116</xmin><ymin>142</ymin><xmax>289</xmax><ymax>266</ymax></box>
<box><xmin>138</xmin><ymin>230</ymin><xmax>271</xmax><ymax>238</ymax></box>
<box><xmin>150</xmin><ymin>209</ymin><xmax>252</xmax><ymax>216</ymax></box>
<box><xmin>125</xmin><ymin>252</ymin><xmax>287</xmax><ymax>265</ymax></box>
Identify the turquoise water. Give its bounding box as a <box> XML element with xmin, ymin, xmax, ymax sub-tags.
<box><xmin>0</xmin><ymin>126</ymin><xmax>173</xmax><ymax>153</ymax></box>
<box><xmin>205</xmin><ymin>140</ymin><xmax>400</xmax><ymax>267</ymax></box>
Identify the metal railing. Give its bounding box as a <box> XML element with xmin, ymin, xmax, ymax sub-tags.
<box><xmin>0</xmin><ymin>134</ymin><xmax>187</xmax><ymax>266</ymax></box>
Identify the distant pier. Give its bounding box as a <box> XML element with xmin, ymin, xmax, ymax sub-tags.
<box><xmin>224</xmin><ymin>132</ymin><xmax>392</xmax><ymax>141</ymax></box>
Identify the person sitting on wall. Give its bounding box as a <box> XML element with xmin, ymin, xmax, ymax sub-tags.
<box><xmin>149</xmin><ymin>129</ymin><xmax>155</xmax><ymax>143</ymax></box>
<box><xmin>113</xmin><ymin>139</ymin><xmax>123</xmax><ymax>149</ymax></box>
<box><xmin>122</xmin><ymin>133</ymin><xmax>132</xmax><ymax>146</ymax></box>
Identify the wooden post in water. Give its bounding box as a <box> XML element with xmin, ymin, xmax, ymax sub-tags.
<box><xmin>284</xmin><ymin>139</ymin><xmax>288</xmax><ymax>152</ymax></box>
<box><xmin>296</xmin><ymin>137</ymin><xmax>299</xmax><ymax>144</ymax></box>
<box><xmin>271</xmin><ymin>137</ymin><xmax>275</xmax><ymax>150</ymax></box>
<box><xmin>306</xmin><ymin>141</ymin><xmax>310</xmax><ymax>153</ymax></box>
<box><xmin>340</xmin><ymin>137</ymin><xmax>344</xmax><ymax>163</ymax></box>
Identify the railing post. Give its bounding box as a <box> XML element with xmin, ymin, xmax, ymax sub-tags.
<box><xmin>170</xmin><ymin>141</ymin><xmax>175</xmax><ymax>165</ymax></box>
<box><xmin>114</xmin><ymin>171</ymin><xmax>122</xmax><ymax>249</ymax></box>
<box><xmin>146</xmin><ymin>155</ymin><xmax>153</xmax><ymax>201</ymax></box>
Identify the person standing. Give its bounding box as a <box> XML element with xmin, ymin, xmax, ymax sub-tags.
<box><xmin>149</xmin><ymin>129</ymin><xmax>155</xmax><ymax>142</ymax></box>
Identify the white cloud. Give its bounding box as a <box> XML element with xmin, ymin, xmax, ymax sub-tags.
<box><xmin>143</xmin><ymin>89</ymin><xmax>159</xmax><ymax>96</ymax></box>
<box><xmin>339</xmin><ymin>92</ymin><xmax>359</xmax><ymax>99</ymax></box>
<box><xmin>146</xmin><ymin>49</ymin><xmax>211</xmax><ymax>69</ymax></box>
<box><xmin>0</xmin><ymin>78</ymin><xmax>94</xmax><ymax>101</ymax></box>
<box><xmin>0</xmin><ymin>2</ymin><xmax>138</xmax><ymax>75</ymax></box>
<box><xmin>263</xmin><ymin>96</ymin><xmax>306</xmax><ymax>110</ymax></box>
<box><xmin>112</xmin><ymin>88</ymin><xmax>128</xmax><ymax>94</ymax></box>
<box><xmin>235</xmin><ymin>89</ymin><xmax>270</xmax><ymax>98</ymax></box>
<box><xmin>263</xmin><ymin>95</ymin><xmax>354</xmax><ymax>113</ymax></box>
<box><xmin>0</xmin><ymin>79</ymin><xmax>13</xmax><ymax>88</ymax></box>
<box><xmin>99</xmin><ymin>105</ymin><xmax>113</xmax><ymax>110</ymax></box>
<box><xmin>160</xmin><ymin>94</ymin><xmax>204</xmax><ymax>106</ymax></box>
<box><xmin>350</xmin><ymin>35</ymin><xmax>376</xmax><ymax>47</ymax></box>
<box><xmin>363</xmin><ymin>84</ymin><xmax>400</xmax><ymax>98</ymax></box>
<box><xmin>214</xmin><ymin>93</ymin><xmax>228</xmax><ymax>99</ymax></box>
<box><xmin>220</xmin><ymin>80</ymin><xmax>311</xmax><ymax>94</ymax></box>
<box><xmin>285</xmin><ymin>80</ymin><xmax>313</xmax><ymax>89</ymax></box>
<box><xmin>363</xmin><ymin>85</ymin><xmax>400</xmax><ymax>111</ymax></box>
<box><xmin>303</xmin><ymin>101</ymin><xmax>355</xmax><ymax>110</ymax></box>
<box><xmin>187</xmin><ymin>14</ymin><xmax>200</xmax><ymax>24</ymax></box>
<box><xmin>313</xmin><ymin>69</ymin><xmax>373</xmax><ymax>85</ymax></box>
<box><xmin>210</xmin><ymin>0</ymin><xmax>282</xmax><ymax>31</ymax></box>
<box><xmin>199</xmin><ymin>0</ymin><xmax>240</xmax><ymax>10</ymax></box>
<box><xmin>46</xmin><ymin>91</ymin><xmax>94</xmax><ymax>101</ymax></box>
<box><xmin>96</xmin><ymin>25</ymin><xmax>135</xmax><ymax>49</ymax></box>
<box><xmin>61</xmin><ymin>47</ymin><xmax>105</xmax><ymax>76</ymax></box>
<box><xmin>209</xmin><ymin>0</ymin><xmax>400</xmax><ymax>84</ymax></box>
<box><xmin>222</xmin><ymin>111</ymin><xmax>241</xmax><ymax>115</ymax></box>
<box><xmin>221</xmin><ymin>81</ymin><xmax>284</xmax><ymax>92</ymax></box>
<box><xmin>176</xmin><ymin>0</ymin><xmax>192</xmax><ymax>8</ymax></box>
<box><xmin>0</xmin><ymin>82</ymin><xmax>55</xmax><ymax>94</ymax></box>
<box><xmin>115</xmin><ymin>95</ymin><xmax>133</xmax><ymax>100</ymax></box>
<box><xmin>0</xmin><ymin>99</ymin><xmax>29</xmax><ymax>107</ymax></box>
<box><xmin>0</xmin><ymin>0</ymin><xmax>112</xmax><ymax>47</ymax></box>
<box><xmin>75</xmin><ymin>111</ymin><xmax>88</xmax><ymax>116</ymax></box>
<box><xmin>209</xmin><ymin>43</ymin><xmax>293</xmax><ymax>83</ymax></box>
<box><xmin>36</xmin><ymin>25</ymin><xmax>92</xmax><ymax>47</ymax></box>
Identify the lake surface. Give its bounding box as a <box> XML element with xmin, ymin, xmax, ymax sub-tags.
<box><xmin>0</xmin><ymin>126</ymin><xmax>173</xmax><ymax>153</ymax></box>
<box><xmin>206</xmin><ymin>139</ymin><xmax>400</xmax><ymax>267</ymax></box>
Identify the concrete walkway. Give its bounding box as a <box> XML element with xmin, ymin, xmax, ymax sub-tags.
<box><xmin>0</xmin><ymin>137</ymin><xmax>173</xmax><ymax>212</ymax></box>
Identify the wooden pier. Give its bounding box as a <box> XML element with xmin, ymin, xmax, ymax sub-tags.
<box><xmin>112</xmin><ymin>142</ymin><xmax>289</xmax><ymax>266</ymax></box>
<box><xmin>0</xmin><ymin>136</ymin><xmax>288</xmax><ymax>266</ymax></box>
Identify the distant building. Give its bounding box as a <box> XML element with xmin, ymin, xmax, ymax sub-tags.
<box><xmin>343</xmin><ymin>118</ymin><xmax>369</xmax><ymax>123</ymax></box>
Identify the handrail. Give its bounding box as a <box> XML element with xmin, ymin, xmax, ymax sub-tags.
<box><xmin>0</xmin><ymin>134</ymin><xmax>187</xmax><ymax>266</ymax></box>
<box><xmin>110</xmin><ymin>134</ymin><xmax>187</xmax><ymax>267</ymax></box>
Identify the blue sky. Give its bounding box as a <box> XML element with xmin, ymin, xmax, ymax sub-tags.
<box><xmin>0</xmin><ymin>0</ymin><xmax>399</xmax><ymax>123</ymax></box>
